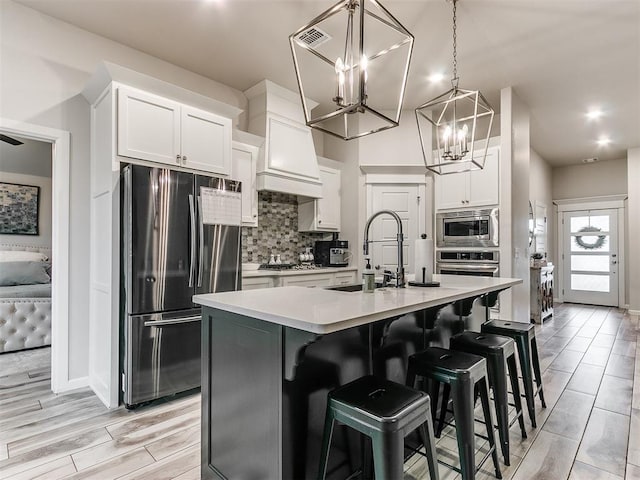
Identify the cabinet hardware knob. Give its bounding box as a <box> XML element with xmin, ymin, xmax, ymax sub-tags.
<box><xmin>253</xmin><ymin>214</ymin><xmax>257</xmax><ymax>218</ymax></box>
<box><xmin>182</xmin><ymin>155</ymin><xmax>187</xmax><ymax>161</ymax></box>
<box><xmin>176</xmin><ymin>154</ymin><xmax>181</xmax><ymax>163</ymax></box>
<box><xmin>318</xmin><ymin>220</ymin><xmax>322</xmax><ymax>223</ymax></box>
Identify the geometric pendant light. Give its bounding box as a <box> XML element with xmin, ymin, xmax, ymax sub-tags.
<box><xmin>290</xmin><ymin>0</ymin><xmax>414</xmax><ymax>140</ymax></box>
<box><xmin>415</xmin><ymin>0</ymin><xmax>494</xmax><ymax>175</ymax></box>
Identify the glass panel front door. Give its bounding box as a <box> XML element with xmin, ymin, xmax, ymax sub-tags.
<box><xmin>563</xmin><ymin>209</ymin><xmax>618</xmax><ymax>306</ymax></box>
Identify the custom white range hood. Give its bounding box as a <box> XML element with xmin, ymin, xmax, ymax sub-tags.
<box><xmin>244</xmin><ymin>80</ymin><xmax>322</xmax><ymax>198</ymax></box>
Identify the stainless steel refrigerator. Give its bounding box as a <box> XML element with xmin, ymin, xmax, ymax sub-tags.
<box><xmin>121</xmin><ymin>164</ymin><xmax>241</xmax><ymax>408</ymax></box>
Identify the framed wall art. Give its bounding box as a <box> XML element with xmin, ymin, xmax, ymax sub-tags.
<box><xmin>0</xmin><ymin>182</ymin><xmax>40</xmax><ymax>235</ymax></box>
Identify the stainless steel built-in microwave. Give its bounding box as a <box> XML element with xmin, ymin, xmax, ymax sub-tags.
<box><xmin>436</xmin><ymin>208</ymin><xmax>499</xmax><ymax>248</ymax></box>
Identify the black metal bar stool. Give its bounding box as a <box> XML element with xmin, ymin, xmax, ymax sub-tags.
<box><xmin>318</xmin><ymin>375</ymin><xmax>439</xmax><ymax>480</ymax></box>
<box><xmin>480</xmin><ymin>319</ymin><xmax>546</xmax><ymax>428</ymax></box>
<box><xmin>444</xmin><ymin>331</ymin><xmax>527</xmax><ymax>466</ymax></box>
<box><xmin>406</xmin><ymin>347</ymin><xmax>502</xmax><ymax>480</ymax></box>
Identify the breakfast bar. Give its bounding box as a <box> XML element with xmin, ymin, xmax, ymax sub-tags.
<box><xmin>194</xmin><ymin>274</ymin><xmax>522</xmax><ymax>480</ymax></box>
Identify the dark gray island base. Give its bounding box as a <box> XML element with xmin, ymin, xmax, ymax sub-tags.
<box><xmin>196</xmin><ymin>276</ymin><xmax>522</xmax><ymax>479</ymax></box>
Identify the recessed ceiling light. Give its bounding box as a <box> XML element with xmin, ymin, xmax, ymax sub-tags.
<box><xmin>597</xmin><ymin>136</ymin><xmax>611</xmax><ymax>146</ymax></box>
<box><xmin>586</xmin><ymin>108</ymin><xmax>603</xmax><ymax>120</ymax></box>
<box><xmin>428</xmin><ymin>73</ymin><xmax>445</xmax><ymax>83</ymax></box>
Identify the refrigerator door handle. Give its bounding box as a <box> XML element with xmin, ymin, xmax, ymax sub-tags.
<box><xmin>197</xmin><ymin>195</ymin><xmax>204</xmax><ymax>287</ymax></box>
<box><xmin>144</xmin><ymin>316</ymin><xmax>201</xmax><ymax>327</ymax></box>
<box><xmin>188</xmin><ymin>194</ymin><xmax>196</xmax><ymax>288</ymax></box>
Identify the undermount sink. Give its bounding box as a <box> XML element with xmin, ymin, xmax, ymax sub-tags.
<box><xmin>326</xmin><ymin>282</ymin><xmax>384</xmax><ymax>292</ymax></box>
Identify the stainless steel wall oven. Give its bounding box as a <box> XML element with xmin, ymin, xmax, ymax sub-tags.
<box><xmin>436</xmin><ymin>250</ymin><xmax>500</xmax><ymax>277</ymax></box>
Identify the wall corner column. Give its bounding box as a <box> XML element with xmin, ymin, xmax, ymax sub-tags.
<box><xmin>627</xmin><ymin>148</ymin><xmax>640</xmax><ymax>315</ymax></box>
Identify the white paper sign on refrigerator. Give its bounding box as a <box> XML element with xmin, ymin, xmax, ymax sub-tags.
<box><xmin>199</xmin><ymin>187</ymin><xmax>242</xmax><ymax>226</ymax></box>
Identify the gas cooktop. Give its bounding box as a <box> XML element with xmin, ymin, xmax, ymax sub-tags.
<box><xmin>258</xmin><ymin>263</ymin><xmax>321</xmax><ymax>271</ymax></box>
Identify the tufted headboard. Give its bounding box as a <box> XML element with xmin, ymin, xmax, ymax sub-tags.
<box><xmin>0</xmin><ymin>243</ymin><xmax>52</xmax><ymax>262</ymax></box>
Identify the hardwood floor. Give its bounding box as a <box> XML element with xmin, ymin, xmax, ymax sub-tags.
<box><xmin>0</xmin><ymin>304</ymin><xmax>637</xmax><ymax>479</ymax></box>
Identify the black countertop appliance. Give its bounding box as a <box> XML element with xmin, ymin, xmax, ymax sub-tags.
<box><xmin>314</xmin><ymin>239</ymin><xmax>349</xmax><ymax>267</ymax></box>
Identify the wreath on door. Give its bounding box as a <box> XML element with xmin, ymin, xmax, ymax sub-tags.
<box><xmin>575</xmin><ymin>226</ymin><xmax>606</xmax><ymax>250</ymax></box>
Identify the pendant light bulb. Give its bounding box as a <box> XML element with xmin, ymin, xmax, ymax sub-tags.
<box><xmin>334</xmin><ymin>57</ymin><xmax>345</xmax><ymax>105</ymax></box>
<box><xmin>443</xmin><ymin>125</ymin><xmax>452</xmax><ymax>156</ymax></box>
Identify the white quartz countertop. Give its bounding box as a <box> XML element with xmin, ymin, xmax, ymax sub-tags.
<box><xmin>242</xmin><ymin>266</ymin><xmax>357</xmax><ymax>278</ymax></box>
<box><xmin>193</xmin><ymin>274</ymin><xmax>522</xmax><ymax>334</ymax></box>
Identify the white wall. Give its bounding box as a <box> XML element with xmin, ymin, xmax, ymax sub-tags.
<box><xmin>529</xmin><ymin>148</ymin><xmax>553</xmax><ymax>264</ymax></box>
<box><xmin>551</xmin><ymin>158</ymin><xmax>629</xmax><ymax>306</ymax></box>
<box><xmin>324</xmin><ymin>110</ymin><xmax>434</xmax><ymax>277</ymax></box>
<box><xmin>358</xmin><ymin>111</ymin><xmax>424</xmax><ymax>166</ymax></box>
<box><xmin>0</xmin><ymin>137</ymin><xmax>52</xmax><ymax>249</ymax></box>
<box><xmin>500</xmin><ymin>87</ymin><xmax>531</xmax><ymax>321</ymax></box>
<box><xmin>324</xmin><ymin>131</ymin><xmax>363</xmax><ymax>271</ymax></box>
<box><xmin>0</xmin><ymin>136</ymin><xmax>52</xmax><ymax>178</ymax></box>
<box><xmin>552</xmin><ymin>158</ymin><xmax>628</xmax><ymax>200</ymax></box>
<box><xmin>628</xmin><ymin>148</ymin><xmax>640</xmax><ymax>314</ymax></box>
<box><xmin>0</xmin><ymin>172</ymin><xmax>52</xmax><ymax>249</ymax></box>
<box><xmin>0</xmin><ymin>0</ymin><xmax>247</xmax><ymax>381</ymax></box>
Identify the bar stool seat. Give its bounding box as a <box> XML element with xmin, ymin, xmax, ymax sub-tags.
<box><xmin>318</xmin><ymin>375</ymin><xmax>439</xmax><ymax>480</ymax></box>
<box><xmin>481</xmin><ymin>320</ymin><xmax>546</xmax><ymax>428</ymax></box>
<box><xmin>407</xmin><ymin>347</ymin><xmax>502</xmax><ymax>480</ymax></box>
<box><xmin>447</xmin><ymin>331</ymin><xmax>527</xmax><ymax>466</ymax></box>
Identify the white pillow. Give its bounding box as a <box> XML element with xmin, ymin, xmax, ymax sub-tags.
<box><xmin>0</xmin><ymin>250</ymin><xmax>49</xmax><ymax>262</ymax></box>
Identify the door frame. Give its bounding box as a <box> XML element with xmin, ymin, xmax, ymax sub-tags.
<box><xmin>554</xmin><ymin>195</ymin><xmax>627</xmax><ymax>307</ymax></box>
<box><xmin>0</xmin><ymin>118</ymin><xmax>74</xmax><ymax>393</ymax></box>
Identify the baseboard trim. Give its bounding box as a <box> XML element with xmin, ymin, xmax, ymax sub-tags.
<box><xmin>54</xmin><ymin>375</ymin><xmax>89</xmax><ymax>393</ymax></box>
<box><xmin>629</xmin><ymin>309</ymin><xmax>640</xmax><ymax>317</ymax></box>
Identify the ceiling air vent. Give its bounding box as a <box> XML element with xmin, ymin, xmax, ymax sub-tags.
<box><xmin>582</xmin><ymin>157</ymin><xmax>599</xmax><ymax>164</ymax></box>
<box><xmin>296</xmin><ymin>27</ymin><xmax>331</xmax><ymax>48</ymax></box>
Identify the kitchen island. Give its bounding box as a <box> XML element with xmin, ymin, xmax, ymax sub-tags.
<box><xmin>194</xmin><ymin>274</ymin><xmax>522</xmax><ymax>480</ymax></box>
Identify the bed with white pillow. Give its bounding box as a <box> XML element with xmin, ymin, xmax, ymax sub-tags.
<box><xmin>0</xmin><ymin>245</ymin><xmax>52</xmax><ymax>353</ymax></box>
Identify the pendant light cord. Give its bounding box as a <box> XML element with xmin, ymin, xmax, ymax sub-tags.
<box><xmin>451</xmin><ymin>0</ymin><xmax>459</xmax><ymax>88</ymax></box>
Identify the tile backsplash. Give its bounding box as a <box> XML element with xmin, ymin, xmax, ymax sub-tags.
<box><xmin>241</xmin><ymin>191</ymin><xmax>329</xmax><ymax>264</ymax></box>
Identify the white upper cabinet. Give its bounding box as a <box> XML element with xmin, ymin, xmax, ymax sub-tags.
<box><xmin>117</xmin><ymin>86</ymin><xmax>232</xmax><ymax>175</ymax></box>
<box><xmin>232</xmin><ymin>140</ymin><xmax>259</xmax><ymax>227</ymax></box>
<box><xmin>181</xmin><ymin>105</ymin><xmax>231</xmax><ymax>175</ymax></box>
<box><xmin>117</xmin><ymin>86</ymin><xmax>181</xmax><ymax>165</ymax></box>
<box><xmin>435</xmin><ymin>146</ymin><xmax>500</xmax><ymax>210</ymax></box>
<box><xmin>298</xmin><ymin>163</ymin><xmax>341</xmax><ymax>232</ymax></box>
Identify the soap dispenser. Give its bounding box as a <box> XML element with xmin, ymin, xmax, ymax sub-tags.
<box><xmin>362</xmin><ymin>258</ymin><xmax>375</xmax><ymax>293</ymax></box>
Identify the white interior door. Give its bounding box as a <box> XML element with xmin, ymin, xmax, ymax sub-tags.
<box><xmin>368</xmin><ymin>184</ymin><xmax>421</xmax><ymax>275</ymax></box>
<box><xmin>562</xmin><ymin>209</ymin><xmax>618</xmax><ymax>306</ymax></box>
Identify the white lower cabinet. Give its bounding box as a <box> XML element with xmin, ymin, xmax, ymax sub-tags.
<box><xmin>242</xmin><ymin>269</ymin><xmax>358</xmax><ymax>289</ymax></box>
<box><xmin>280</xmin><ymin>273</ymin><xmax>334</xmax><ymax>288</ymax></box>
<box><xmin>334</xmin><ymin>271</ymin><xmax>357</xmax><ymax>286</ymax></box>
<box><xmin>242</xmin><ymin>277</ymin><xmax>275</xmax><ymax>290</ymax></box>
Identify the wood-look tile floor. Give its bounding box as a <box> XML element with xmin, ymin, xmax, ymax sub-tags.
<box><xmin>406</xmin><ymin>304</ymin><xmax>639</xmax><ymax>480</ymax></box>
<box><xmin>0</xmin><ymin>303</ymin><xmax>637</xmax><ymax>479</ymax></box>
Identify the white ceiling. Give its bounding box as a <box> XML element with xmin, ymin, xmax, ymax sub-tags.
<box><xmin>15</xmin><ymin>0</ymin><xmax>640</xmax><ymax>167</ymax></box>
